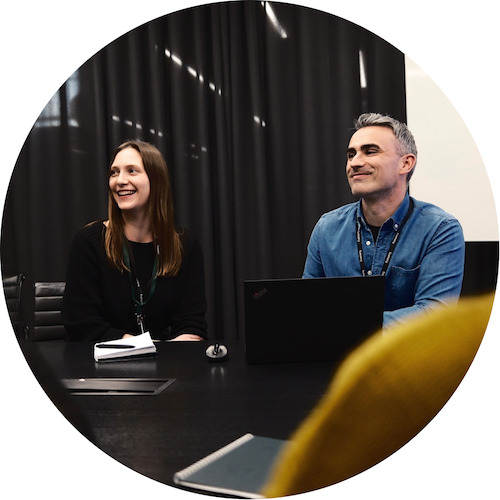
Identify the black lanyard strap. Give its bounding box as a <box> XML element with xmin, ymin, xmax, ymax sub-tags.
<box><xmin>123</xmin><ymin>240</ymin><xmax>158</xmax><ymax>333</ymax></box>
<box><xmin>356</xmin><ymin>199</ymin><xmax>414</xmax><ymax>277</ymax></box>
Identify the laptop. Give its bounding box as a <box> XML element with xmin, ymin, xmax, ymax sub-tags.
<box><xmin>244</xmin><ymin>276</ymin><xmax>385</xmax><ymax>364</ymax></box>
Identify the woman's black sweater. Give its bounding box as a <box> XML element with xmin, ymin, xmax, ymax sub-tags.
<box><xmin>62</xmin><ymin>221</ymin><xmax>208</xmax><ymax>341</ymax></box>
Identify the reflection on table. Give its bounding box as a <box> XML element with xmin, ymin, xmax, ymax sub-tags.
<box><xmin>19</xmin><ymin>340</ymin><xmax>336</xmax><ymax>492</ymax></box>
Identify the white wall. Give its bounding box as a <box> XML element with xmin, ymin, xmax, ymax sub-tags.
<box><xmin>406</xmin><ymin>56</ymin><xmax>498</xmax><ymax>241</ymax></box>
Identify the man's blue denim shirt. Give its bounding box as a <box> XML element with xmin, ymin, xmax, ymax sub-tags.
<box><xmin>303</xmin><ymin>194</ymin><xmax>465</xmax><ymax>326</ymax></box>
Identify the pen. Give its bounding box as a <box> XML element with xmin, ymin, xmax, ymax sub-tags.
<box><xmin>95</xmin><ymin>344</ymin><xmax>134</xmax><ymax>349</ymax></box>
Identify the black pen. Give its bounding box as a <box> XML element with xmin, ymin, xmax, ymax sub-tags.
<box><xmin>95</xmin><ymin>344</ymin><xmax>134</xmax><ymax>349</ymax></box>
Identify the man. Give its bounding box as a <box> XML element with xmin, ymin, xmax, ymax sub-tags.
<box><xmin>303</xmin><ymin>113</ymin><xmax>465</xmax><ymax>327</ymax></box>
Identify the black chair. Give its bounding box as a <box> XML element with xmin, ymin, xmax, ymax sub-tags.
<box><xmin>2</xmin><ymin>273</ymin><xmax>27</xmax><ymax>338</ymax></box>
<box><xmin>32</xmin><ymin>281</ymin><xmax>66</xmax><ymax>341</ymax></box>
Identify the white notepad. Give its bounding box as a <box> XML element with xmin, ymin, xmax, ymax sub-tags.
<box><xmin>93</xmin><ymin>331</ymin><xmax>157</xmax><ymax>362</ymax></box>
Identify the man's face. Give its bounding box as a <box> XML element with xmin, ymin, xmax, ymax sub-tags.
<box><xmin>346</xmin><ymin>126</ymin><xmax>408</xmax><ymax>202</ymax></box>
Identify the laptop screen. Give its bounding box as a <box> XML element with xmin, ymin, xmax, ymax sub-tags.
<box><xmin>244</xmin><ymin>276</ymin><xmax>385</xmax><ymax>364</ymax></box>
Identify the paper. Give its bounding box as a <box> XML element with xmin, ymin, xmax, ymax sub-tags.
<box><xmin>93</xmin><ymin>331</ymin><xmax>157</xmax><ymax>362</ymax></box>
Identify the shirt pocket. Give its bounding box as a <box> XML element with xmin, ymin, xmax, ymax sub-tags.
<box><xmin>385</xmin><ymin>265</ymin><xmax>420</xmax><ymax>310</ymax></box>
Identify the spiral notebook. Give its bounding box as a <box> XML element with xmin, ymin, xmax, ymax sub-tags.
<box><xmin>173</xmin><ymin>434</ymin><xmax>286</xmax><ymax>498</ymax></box>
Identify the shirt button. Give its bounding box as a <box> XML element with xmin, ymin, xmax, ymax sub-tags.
<box><xmin>366</xmin><ymin>241</ymin><xmax>371</xmax><ymax>246</ymax></box>
<box><xmin>394</xmin><ymin>223</ymin><xmax>399</xmax><ymax>230</ymax></box>
<box><xmin>367</xmin><ymin>270</ymin><xmax>372</xmax><ymax>275</ymax></box>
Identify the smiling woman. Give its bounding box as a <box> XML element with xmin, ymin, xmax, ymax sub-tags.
<box><xmin>109</xmin><ymin>148</ymin><xmax>151</xmax><ymax>221</ymax></box>
<box><xmin>61</xmin><ymin>140</ymin><xmax>208</xmax><ymax>342</ymax></box>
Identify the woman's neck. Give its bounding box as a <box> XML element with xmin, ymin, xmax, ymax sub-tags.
<box><xmin>122</xmin><ymin>213</ymin><xmax>153</xmax><ymax>243</ymax></box>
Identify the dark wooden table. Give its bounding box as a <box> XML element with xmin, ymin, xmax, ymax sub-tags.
<box><xmin>19</xmin><ymin>340</ymin><xmax>337</xmax><ymax>494</ymax></box>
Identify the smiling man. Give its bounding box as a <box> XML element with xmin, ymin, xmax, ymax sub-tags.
<box><xmin>303</xmin><ymin>113</ymin><xmax>465</xmax><ymax>327</ymax></box>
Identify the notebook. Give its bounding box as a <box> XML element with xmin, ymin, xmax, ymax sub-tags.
<box><xmin>173</xmin><ymin>434</ymin><xmax>286</xmax><ymax>498</ymax></box>
<box><xmin>93</xmin><ymin>331</ymin><xmax>157</xmax><ymax>362</ymax></box>
<box><xmin>244</xmin><ymin>276</ymin><xmax>385</xmax><ymax>364</ymax></box>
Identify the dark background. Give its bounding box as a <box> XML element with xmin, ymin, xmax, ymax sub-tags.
<box><xmin>1</xmin><ymin>2</ymin><xmax>497</xmax><ymax>340</ymax></box>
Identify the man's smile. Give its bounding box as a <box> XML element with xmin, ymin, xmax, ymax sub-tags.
<box><xmin>350</xmin><ymin>171</ymin><xmax>371</xmax><ymax>180</ymax></box>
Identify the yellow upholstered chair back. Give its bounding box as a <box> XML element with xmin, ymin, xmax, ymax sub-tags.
<box><xmin>262</xmin><ymin>293</ymin><xmax>495</xmax><ymax>497</ymax></box>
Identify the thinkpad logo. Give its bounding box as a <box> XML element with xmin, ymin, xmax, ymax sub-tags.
<box><xmin>252</xmin><ymin>288</ymin><xmax>268</xmax><ymax>300</ymax></box>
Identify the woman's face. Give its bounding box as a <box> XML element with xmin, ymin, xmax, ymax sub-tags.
<box><xmin>109</xmin><ymin>147</ymin><xmax>151</xmax><ymax>218</ymax></box>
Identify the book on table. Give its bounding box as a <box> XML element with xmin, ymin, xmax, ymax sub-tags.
<box><xmin>173</xmin><ymin>433</ymin><xmax>287</xmax><ymax>498</ymax></box>
<box><xmin>93</xmin><ymin>331</ymin><xmax>157</xmax><ymax>362</ymax></box>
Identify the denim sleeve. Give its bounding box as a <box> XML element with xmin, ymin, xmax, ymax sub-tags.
<box><xmin>303</xmin><ymin>219</ymin><xmax>326</xmax><ymax>278</ymax></box>
<box><xmin>384</xmin><ymin>218</ymin><xmax>465</xmax><ymax>327</ymax></box>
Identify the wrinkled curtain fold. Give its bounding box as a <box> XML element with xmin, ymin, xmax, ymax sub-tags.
<box><xmin>1</xmin><ymin>2</ymin><xmax>406</xmax><ymax>339</ymax></box>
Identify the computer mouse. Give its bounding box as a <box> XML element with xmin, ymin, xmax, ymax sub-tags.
<box><xmin>206</xmin><ymin>343</ymin><xmax>228</xmax><ymax>362</ymax></box>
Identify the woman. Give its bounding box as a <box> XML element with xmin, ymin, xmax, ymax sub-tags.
<box><xmin>62</xmin><ymin>140</ymin><xmax>208</xmax><ymax>341</ymax></box>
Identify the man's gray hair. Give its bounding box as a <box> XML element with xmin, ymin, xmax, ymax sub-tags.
<box><xmin>354</xmin><ymin>113</ymin><xmax>418</xmax><ymax>181</ymax></box>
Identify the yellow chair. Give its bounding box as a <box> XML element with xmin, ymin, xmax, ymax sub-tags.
<box><xmin>262</xmin><ymin>293</ymin><xmax>495</xmax><ymax>497</ymax></box>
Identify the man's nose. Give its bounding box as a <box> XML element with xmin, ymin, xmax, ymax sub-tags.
<box><xmin>349</xmin><ymin>153</ymin><xmax>365</xmax><ymax>167</ymax></box>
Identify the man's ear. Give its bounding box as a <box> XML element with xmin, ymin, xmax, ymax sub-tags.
<box><xmin>400</xmin><ymin>154</ymin><xmax>416</xmax><ymax>176</ymax></box>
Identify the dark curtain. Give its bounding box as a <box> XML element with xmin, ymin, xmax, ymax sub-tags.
<box><xmin>1</xmin><ymin>2</ymin><xmax>407</xmax><ymax>340</ymax></box>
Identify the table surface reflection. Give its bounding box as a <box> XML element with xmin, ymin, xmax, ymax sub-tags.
<box><xmin>20</xmin><ymin>340</ymin><xmax>337</xmax><ymax>493</ymax></box>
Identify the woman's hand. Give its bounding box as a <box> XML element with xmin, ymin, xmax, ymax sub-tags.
<box><xmin>171</xmin><ymin>334</ymin><xmax>204</xmax><ymax>341</ymax></box>
<box><xmin>121</xmin><ymin>333</ymin><xmax>203</xmax><ymax>341</ymax></box>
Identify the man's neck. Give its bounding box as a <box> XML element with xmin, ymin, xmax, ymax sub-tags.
<box><xmin>361</xmin><ymin>191</ymin><xmax>407</xmax><ymax>227</ymax></box>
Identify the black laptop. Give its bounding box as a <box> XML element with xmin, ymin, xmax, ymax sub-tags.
<box><xmin>244</xmin><ymin>276</ymin><xmax>385</xmax><ymax>364</ymax></box>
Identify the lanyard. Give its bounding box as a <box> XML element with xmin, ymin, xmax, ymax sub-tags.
<box><xmin>356</xmin><ymin>199</ymin><xmax>414</xmax><ymax>277</ymax></box>
<box><xmin>123</xmin><ymin>240</ymin><xmax>158</xmax><ymax>334</ymax></box>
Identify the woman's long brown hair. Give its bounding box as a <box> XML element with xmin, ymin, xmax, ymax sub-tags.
<box><xmin>104</xmin><ymin>140</ymin><xmax>183</xmax><ymax>277</ymax></box>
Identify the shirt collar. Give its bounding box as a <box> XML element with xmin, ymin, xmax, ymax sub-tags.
<box><xmin>356</xmin><ymin>193</ymin><xmax>411</xmax><ymax>230</ymax></box>
<box><xmin>391</xmin><ymin>193</ymin><xmax>411</xmax><ymax>230</ymax></box>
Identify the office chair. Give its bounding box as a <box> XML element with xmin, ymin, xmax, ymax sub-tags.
<box><xmin>262</xmin><ymin>293</ymin><xmax>494</xmax><ymax>497</ymax></box>
<box><xmin>31</xmin><ymin>281</ymin><xmax>66</xmax><ymax>341</ymax></box>
<box><xmin>2</xmin><ymin>273</ymin><xmax>27</xmax><ymax>338</ymax></box>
